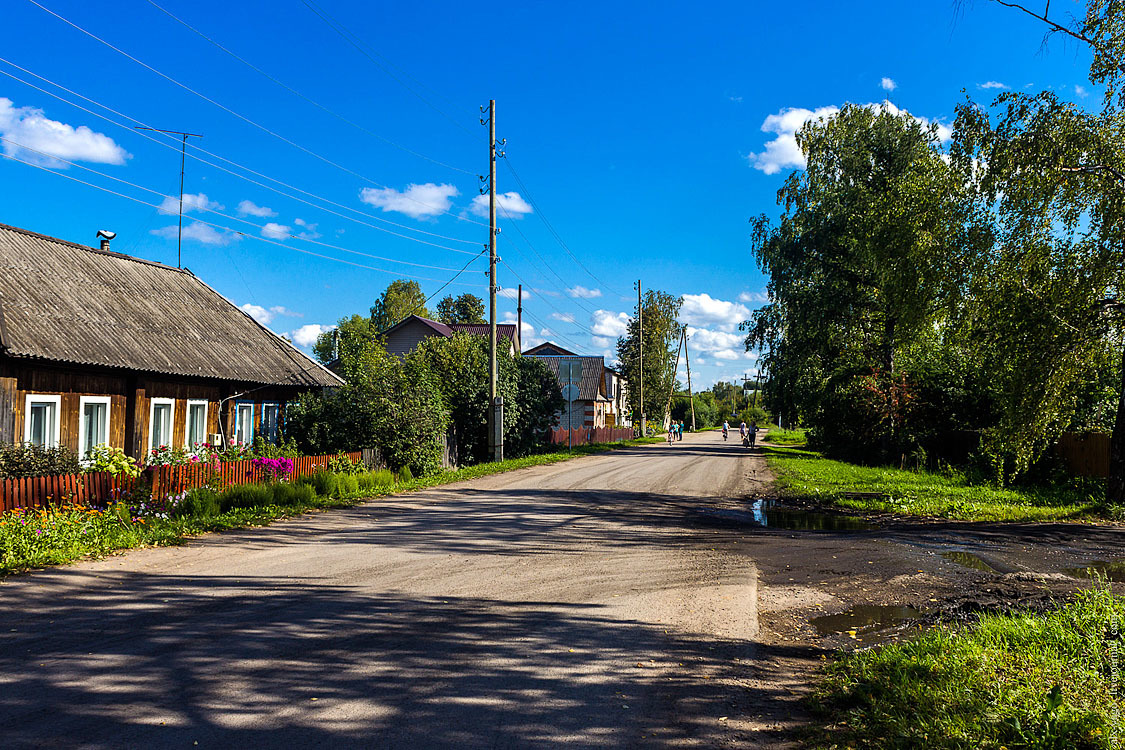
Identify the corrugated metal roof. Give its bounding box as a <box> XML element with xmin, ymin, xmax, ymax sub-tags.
<box><xmin>0</xmin><ymin>222</ymin><xmax>342</xmax><ymax>387</ymax></box>
<box><xmin>523</xmin><ymin>341</ymin><xmax>579</xmax><ymax>356</ymax></box>
<box><xmin>448</xmin><ymin>322</ymin><xmax>518</xmax><ymax>345</ymax></box>
<box><xmin>528</xmin><ymin>355</ymin><xmax>609</xmax><ymax>402</ymax></box>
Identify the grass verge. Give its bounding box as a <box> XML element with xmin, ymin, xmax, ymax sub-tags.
<box><xmin>809</xmin><ymin>586</ymin><xmax>1124</xmax><ymax>749</ymax></box>
<box><xmin>762</xmin><ymin>428</ymin><xmax>807</xmax><ymax>445</ymax></box>
<box><xmin>0</xmin><ymin>438</ymin><xmax>658</xmax><ymax>575</ymax></box>
<box><xmin>764</xmin><ymin>445</ymin><xmax>1108</xmax><ymax>522</ymax></box>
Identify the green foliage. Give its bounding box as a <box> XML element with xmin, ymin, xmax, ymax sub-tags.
<box><xmin>218</xmin><ymin>483</ymin><xmax>275</xmax><ymax>512</ymax></box>
<box><xmin>337</xmin><ymin>474</ymin><xmax>360</xmax><ymax>497</ymax></box>
<box><xmin>356</xmin><ymin>470</ymin><xmax>395</xmax><ymax>493</ymax></box>
<box><xmin>508</xmin><ymin>355</ymin><xmax>566</xmax><ymax>456</ymax></box>
<box><xmin>173</xmin><ymin>488</ymin><xmax>220</xmax><ymax>519</ymax></box>
<box><xmin>435</xmin><ymin>293</ymin><xmax>486</xmax><ymax>324</ymax></box>
<box><xmin>0</xmin><ymin>443</ymin><xmax>81</xmax><ymax>479</ymax></box>
<box><xmin>738</xmin><ymin>405</ymin><xmax>770</xmax><ymax>427</ymax></box>
<box><xmin>327</xmin><ymin>453</ymin><xmax>363</xmax><ymax>474</ymax></box>
<box><xmin>82</xmin><ymin>445</ymin><xmax>141</xmax><ymax>478</ymax></box>
<box><xmin>269</xmin><ymin>482</ymin><xmax>315</xmax><ymax>507</ymax></box>
<box><xmin>312</xmin><ymin>313</ymin><xmax>378</xmax><ymax>365</ymax></box>
<box><xmin>762</xmin><ymin>428</ymin><xmax>807</xmax><ymax>445</ymax></box>
<box><xmin>810</xmin><ymin>587</ymin><xmax>1124</xmax><ymax>749</ymax></box>
<box><xmin>250</xmin><ymin>436</ymin><xmax>300</xmax><ymax>459</ymax></box>
<box><xmin>395</xmin><ymin>466</ymin><xmax>413</xmax><ymax>484</ymax></box>
<box><xmin>299</xmin><ymin>469</ymin><xmax>338</xmax><ymax>499</ymax></box>
<box><xmin>369</xmin><ymin>279</ymin><xmax>430</xmax><ymax>331</ymax></box>
<box><xmin>616</xmin><ymin>289</ymin><xmax>683</xmax><ymax>425</ymax></box>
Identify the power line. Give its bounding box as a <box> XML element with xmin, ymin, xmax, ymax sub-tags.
<box><xmin>0</xmin><ymin>150</ymin><xmax>488</xmax><ymax>286</ymax></box>
<box><xmin>497</xmin><ymin>205</ymin><xmax>599</xmax><ymax>317</ymax></box>
<box><xmin>0</xmin><ymin>59</ymin><xmax>485</xmax><ymax>254</ymax></box>
<box><xmin>504</xmin><ymin>157</ymin><xmax>626</xmax><ymax>297</ymax></box>
<box><xmin>0</xmin><ymin>135</ymin><xmax>476</xmax><ymax>273</ymax></box>
<box><xmin>24</xmin><ymin>0</ymin><xmax>484</xmax><ymax>225</ymax></box>
<box><xmin>300</xmin><ymin>0</ymin><xmax>477</xmax><ymax>140</ymax></box>
<box><xmin>142</xmin><ymin>0</ymin><xmax>475</xmax><ymax>176</ymax></box>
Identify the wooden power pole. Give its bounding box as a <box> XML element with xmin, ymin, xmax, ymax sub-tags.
<box><xmin>636</xmin><ymin>279</ymin><xmax>644</xmax><ymax>435</ymax></box>
<box><xmin>482</xmin><ymin>99</ymin><xmax>503</xmax><ymax>462</ymax></box>
<box><xmin>684</xmin><ymin>329</ymin><xmax>696</xmax><ymax>431</ymax></box>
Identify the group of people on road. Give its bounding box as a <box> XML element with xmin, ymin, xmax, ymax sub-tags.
<box><xmin>721</xmin><ymin>419</ymin><xmax>758</xmax><ymax>448</ymax></box>
<box><xmin>666</xmin><ymin>421</ymin><xmax>687</xmax><ymax>444</ymax></box>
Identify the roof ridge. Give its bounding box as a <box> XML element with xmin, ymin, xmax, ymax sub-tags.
<box><xmin>0</xmin><ymin>221</ymin><xmax>191</xmax><ymax>274</ymax></box>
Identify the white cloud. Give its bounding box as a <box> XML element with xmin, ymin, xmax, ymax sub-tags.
<box><xmin>158</xmin><ymin>192</ymin><xmax>222</xmax><ymax>216</ymax></box>
<box><xmin>881</xmin><ymin>77</ymin><xmax>897</xmax><ymax>92</ymax></box>
<box><xmin>151</xmin><ymin>221</ymin><xmax>234</xmax><ymax>245</ymax></box>
<box><xmin>359</xmin><ymin>183</ymin><xmax>459</xmax><ymax>219</ymax></box>
<box><xmin>261</xmin><ymin>222</ymin><xmax>290</xmax><ymax>240</ymax></box>
<box><xmin>1076</xmin><ymin>84</ymin><xmax>1089</xmax><ymax>98</ymax></box>
<box><xmin>748</xmin><ymin>101</ymin><xmax>952</xmax><ymax>175</ymax></box>
<box><xmin>470</xmin><ymin>191</ymin><xmax>532</xmax><ymax>218</ymax></box>
<box><xmin>498</xmin><ymin>287</ymin><xmax>531</xmax><ymax>300</ymax></box>
<box><xmin>591</xmin><ymin>310</ymin><xmax>630</xmax><ymax>338</ymax></box>
<box><xmin>502</xmin><ymin>312</ymin><xmax>543</xmax><ymax>349</ymax></box>
<box><xmin>591</xmin><ymin>335</ymin><xmax>611</xmax><ymax>348</ymax></box>
<box><xmin>270</xmin><ymin>305</ymin><xmax>301</xmax><ymax>318</ymax></box>
<box><xmin>550</xmin><ymin>311</ymin><xmax>576</xmax><ymax>323</ymax></box>
<box><xmin>680</xmin><ymin>293</ymin><xmax>750</xmax><ymax>332</ymax></box>
<box><xmin>738</xmin><ymin>290</ymin><xmax>768</xmax><ymax>304</ymax></box>
<box><xmin>294</xmin><ymin>217</ymin><xmax>321</xmax><ymax>239</ymax></box>
<box><xmin>978</xmin><ymin>81</ymin><xmax>1009</xmax><ymax>90</ymax></box>
<box><xmin>240</xmin><ymin>303</ymin><xmax>273</xmax><ymax>325</ymax></box>
<box><xmin>685</xmin><ymin>326</ymin><xmax>744</xmax><ymax>354</ymax></box>
<box><xmin>237</xmin><ymin>200</ymin><xmax>276</xmax><ymax>217</ymax></box>
<box><xmin>291</xmin><ymin>323</ymin><xmax>334</xmax><ymax>348</ymax></box>
<box><xmin>0</xmin><ymin>97</ymin><xmax>128</xmax><ymax>167</ymax></box>
<box><xmin>567</xmin><ymin>285</ymin><xmax>602</xmax><ymax>299</ymax></box>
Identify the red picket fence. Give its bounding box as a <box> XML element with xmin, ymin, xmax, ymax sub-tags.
<box><xmin>0</xmin><ymin>452</ymin><xmax>362</xmax><ymax>512</ymax></box>
<box><xmin>548</xmin><ymin>427</ymin><xmax>634</xmax><ymax>446</ymax></box>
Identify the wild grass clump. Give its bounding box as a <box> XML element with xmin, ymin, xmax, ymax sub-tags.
<box><xmin>218</xmin><ymin>483</ymin><xmax>274</xmax><ymax>512</ymax></box>
<box><xmin>810</xmin><ymin>587</ymin><xmax>1125</xmax><ymax>749</ymax></box>
<box><xmin>270</xmin><ymin>482</ymin><xmax>316</xmax><ymax>506</ymax></box>
<box><xmin>762</xmin><ymin>428</ymin><xmax>807</xmax><ymax>445</ymax></box>
<box><xmin>173</xmin><ymin>488</ymin><xmax>220</xmax><ymax>519</ymax></box>
<box><xmin>299</xmin><ymin>470</ymin><xmax>338</xmax><ymax>498</ymax></box>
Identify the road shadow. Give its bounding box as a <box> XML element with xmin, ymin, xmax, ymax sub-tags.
<box><xmin>0</xmin><ymin>574</ymin><xmax>815</xmax><ymax>749</ymax></box>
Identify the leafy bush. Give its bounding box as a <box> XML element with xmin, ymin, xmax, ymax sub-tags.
<box><xmin>356</xmin><ymin>470</ymin><xmax>395</xmax><ymax>493</ymax></box>
<box><xmin>300</xmin><ymin>470</ymin><xmax>338</xmax><ymax>498</ymax></box>
<box><xmin>328</xmin><ymin>453</ymin><xmax>364</xmax><ymax>474</ymax></box>
<box><xmin>218</xmin><ymin>483</ymin><xmax>274</xmax><ymax>512</ymax></box>
<box><xmin>250</xmin><ymin>436</ymin><xmax>300</xmax><ymax>459</ymax></box>
<box><xmin>269</xmin><ymin>482</ymin><xmax>315</xmax><ymax>506</ymax></box>
<box><xmin>83</xmin><ymin>445</ymin><xmax>141</xmax><ymax>478</ymax></box>
<box><xmin>250</xmin><ymin>457</ymin><xmax>294</xmax><ymax>482</ymax></box>
<box><xmin>173</xmin><ymin>488</ymin><xmax>221</xmax><ymax>519</ymax></box>
<box><xmin>395</xmin><ymin>466</ymin><xmax>413</xmax><ymax>484</ymax></box>
<box><xmin>0</xmin><ymin>443</ymin><xmax>80</xmax><ymax>479</ymax></box>
<box><xmin>336</xmin><ymin>474</ymin><xmax>359</xmax><ymax>497</ymax></box>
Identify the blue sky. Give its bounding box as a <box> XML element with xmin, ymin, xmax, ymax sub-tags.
<box><xmin>0</xmin><ymin>0</ymin><xmax>1096</xmax><ymax>389</ymax></box>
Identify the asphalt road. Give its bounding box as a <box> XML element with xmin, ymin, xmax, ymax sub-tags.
<box><xmin>0</xmin><ymin>432</ymin><xmax>772</xmax><ymax>749</ymax></box>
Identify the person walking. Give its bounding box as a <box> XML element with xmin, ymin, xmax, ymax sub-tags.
<box><xmin>749</xmin><ymin>421</ymin><xmax>758</xmax><ymax>448</ymax></box>
<box><xmin>739</xmin><ymin>420</ymin><xmax>748</xmax><ymax>447</ymax></box>
<box><xmin>678</xmin><ymin>421</ymin><xmax>684</xmax><ymax>441</ymax></box>
<box><xmin>667</xmin><ymin>425</ymin><xmax>675</xmax><ymax>445</ymax></box>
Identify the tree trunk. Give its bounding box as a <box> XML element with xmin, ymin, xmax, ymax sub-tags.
<box><xmin>1107</xmin><ymin>346</ymin><xmax>1125</xmax><ymax>504</ymax></box>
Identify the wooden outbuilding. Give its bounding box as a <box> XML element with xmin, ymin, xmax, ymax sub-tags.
<box><xmin>0</xmin><ymin>222</ymin><xmax>342</xmax><ymax>460</ymax></box>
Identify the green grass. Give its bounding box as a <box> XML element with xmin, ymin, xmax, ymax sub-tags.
<box><xmin>762</xmin><ymin>427</ymin><xmax>807</xmax><ymax>445</ymax></box>
<box><xmin>809</xmin><ymin>587</ymin><xmax>1124</xmax><ymax>749</ymax></box>
<box><xmin>0</xmin><ymin>438</ymin><xmax>657</xmax><ymax>575</ymax></box>
<box><xmin>764</xmin><ymin>445</ymin><xmax>1108</xmax><ymax>522</ymax></box>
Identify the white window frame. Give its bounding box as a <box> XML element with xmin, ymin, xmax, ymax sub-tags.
<box><xmin>78</xmin><ymin>396</ymin><xmax>112</xmax><ymax>457</ymax></box>
<box><xmin>23</xmin><ymin>394</ymin><xmax>61</xmax><ymax>448</ymax></box>
<box><xmin>234</xmin><ymin>401</ymin><xmax>255</xmax><ymax>445</ymax></box>
<box><xmin>148</xmin><ymin>398</ymin><xmax>176</xmax><ymax>452</ymax></box>
<box><xmin>184</xmin><ymin>399</ymin><xmax>209</xmax><ymax>449</ymax></box>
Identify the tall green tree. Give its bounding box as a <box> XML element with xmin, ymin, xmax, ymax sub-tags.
<box><xmin>312</xmin><ymin>314</ymin><xmax>378</xmax><ymax>364</ymax></box>
<box><xmin>435</xmin><ymin>293</ymin><xmax>486</xmax><ymax>324</ymax></box>
<box><xmin>370</xmin><ymin>279</ymin><xmax>430</xmax><ymax>331</ymax></box>
<box><xmin>746</xmin><ymin>104</ymin><xmax>990</xmax><ymax>460</ymax></box>
<box><xmin>616</xmin><ymin>290</ymin><xmax>683</xmax><ymax>427</ymax></box>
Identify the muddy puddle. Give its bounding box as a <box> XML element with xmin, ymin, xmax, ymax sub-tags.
<box><xmin>810</xmin><ymin>605</ymin><xmax>925</xmax><ymax>637</ymax></box>
<box><xmin>699</xmin><ymin>500</ymin><xmax>875</xmax><ymax>531</ymax></box>
<box><xmin>1064</xmin><ymin>559</ymin><xmax>1125</xmax><ymax>582</ymax></box>
<box><xmin>941</xmin><ymin>550</ymin><xmax>1002</xmax><ymax>573</ymax></box>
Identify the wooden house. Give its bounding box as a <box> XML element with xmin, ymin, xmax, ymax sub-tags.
<box><xmin>525</xmin><ymin>342</ymin><xmax>630</xmax><ymax>428</ymax></box>
<box><xmin>382</xmin><ymin>314</ymin><xmax>519</xmax><ymax>357</ymax></box>
<box><xmin>0</xmin><ymin>223</ymin><xmax>342</xmax><ymax>460</ymax></box>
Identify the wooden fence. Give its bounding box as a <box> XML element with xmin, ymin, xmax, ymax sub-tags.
<box><xmin>0</xmin><ymin>452</ymin><xmax>362</xmax><ymax>513</ymax></box>
<box><xmin>1056</xmin><ymin>432</ymin><xmax>1111</xmax><ymax>478</ymax></box>
<box><xmin>548</xmin><ymin>427</ymin><xmax>634</xmax><ymax>446</ymax></box>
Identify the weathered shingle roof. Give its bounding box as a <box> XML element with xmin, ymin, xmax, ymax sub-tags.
<box><xmin>448</xmin><ymin>322</ymin><xmax>518</xmax><ymax>346</ymax></box>
<box><xmin>528</xmin><ymin>355</ymin><xmax>609</xmax><ymax>402</ymax></box>
<box><xmin>0</xmin><ymin>223</ymin><xmax>342</xmax><ymax>387</ymax></box>
<box><xmin>523</xmin><ymin>341</ymin><xmax>578</xmax><ymax>357</ymax></box>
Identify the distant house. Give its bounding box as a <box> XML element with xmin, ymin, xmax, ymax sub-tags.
<box><xmin>381</xmin><ymin>314</ymin><xmax>519</xmax><ymax>357</ymax></box>
<box><xmin>526</xmin><ymin>342</ymin><xmax>631</xmax><ymax>429</ymax></box>
<box><xmin>0</xmin><ymin>222</ymin><xmax>342</xmax><ymax>459</ymax></box>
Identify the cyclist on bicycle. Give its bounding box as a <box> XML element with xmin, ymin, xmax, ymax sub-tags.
<box><xmin>722</xmin><ymin>420</ymin><xmax>729</xmax><ymax>441</ymax></box>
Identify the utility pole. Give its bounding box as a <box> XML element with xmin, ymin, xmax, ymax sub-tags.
<box><xmin>636</xmin><ymin>279</ymin><xmax>645</xmax><ymax>436</ymax></box>
<box><xmin>664</xmin><ymin>327</ymin><xmax>684</xmax><ymax>432</ymax></box>
<box><xmin>517</xmin><ymin>284</ymin><xmax>523</xmax><ymax>354</ymax></box>
<box><xmin>135</xmin><ymin>126</ymin><xmax>202</xmax><ymax>268</ymax></box>
<box><xmin>481</xmin><ymin>100</ymin><xmax>504</xmax><ymax>462</ymax></box>
<box><xmin>684</xmin><ymin>329</ymin><xmax>696</xmax><ymax>432</ymax></box>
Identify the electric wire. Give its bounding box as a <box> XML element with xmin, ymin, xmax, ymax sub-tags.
<box><xmin>0</xmin><ymin>60</ymin><xmax>485</xmax><ymax>253</ymax></box>
<box><xmin>24</xmin><ymin>0</ymin><xmax>485</xmax><ymax>225</ymax></box>
<box><xmin>0</xmin><ymin>135</ymin><xmax>477</xmax><ymax>272</ymax></box>
<box><xmin>0</xmin><ymin>150</ymin><xmax>487</xmax><ymax>286</ymax></box>
<box><xmin>497</xmin><ymin>204</ymin><xmax>600</xmax><ymax>317</ymax></box>
<box><xmin>300</xmin><ymin>0</ymin><xmax>478</xmax><ymax>141</ymax></box>
<box><xmin>143</xmin><ymin>0</ymin><xmax>475</xmax><ymax>175</ymax></box>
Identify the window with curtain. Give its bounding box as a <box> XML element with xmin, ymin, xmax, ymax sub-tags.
<box><xmin>261</xmin><ymin>403</ymin><xmax>279</xmax><ymax>444</ymax></box>
<box><xmin>150</xmin><ymin>400</ymin><xmax>174</xmax><ymax>450</ymax></box>
<box><xmin>80</xmin><ymin>397</ymin><xmax>109</xmax><ymax>456</ymax></box>
<box><xmin>186</xmin><ymin>401</ymin><xmax>208</xmax><ymax>447</ymax></box>
<box><xmin>26</xmin><ymin>397</ymin><xmax>59</xmax><ymax>447</ymax></box>
<box><xmin>235</xmin><ymin>402</ymin><xmax>254</xmax><ymax>444</ymax></box>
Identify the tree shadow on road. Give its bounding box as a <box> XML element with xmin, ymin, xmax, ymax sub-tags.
<box><xmin>0</xmin><ymin>574</ymin><xmax>816</xmax><ymax>749</ymax></box>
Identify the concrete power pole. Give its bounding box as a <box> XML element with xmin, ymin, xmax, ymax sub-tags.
<box><xmin>483</xmin><ymin>99</ymin><xmax>503</xmax><ymax>462</ymax></box>
<box><xmin>636</xmin><ymin>279</ymin><xmax>645</xmax><ymax>436</ymax></box>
